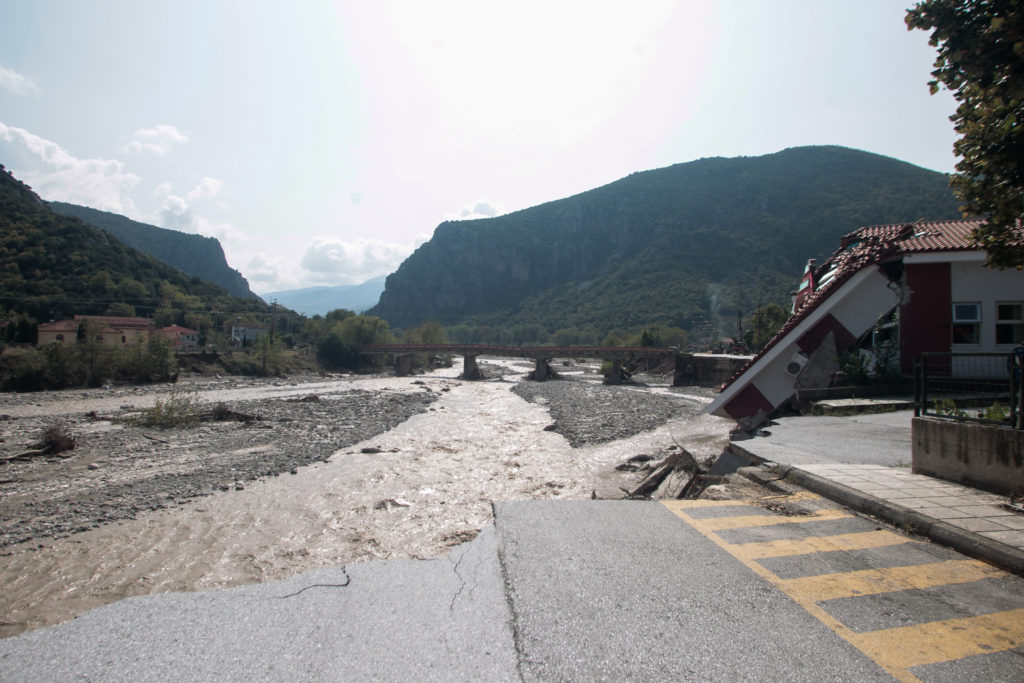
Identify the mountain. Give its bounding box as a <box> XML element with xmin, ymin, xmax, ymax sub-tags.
<box><xmin>369</xmin><ymin>146</ymin><xmax>962</xmax><ymax>340</ymax></box>
<box><xmin>0</xmin><ymin>165</ymin><xmax>267</xmax><ymax>326</ymax></box>
<box><xmin>48</xmin><ymin>202</ymin><xmax>260</xmax><ymax>300</ymax></box>
<box><xmin>262</xmin><ymin>276</ymin><xmax>386</xmax><ymax>316</ymax></box>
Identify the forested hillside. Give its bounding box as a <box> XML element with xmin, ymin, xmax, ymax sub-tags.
<box><xmin>49</xmin><ymin>202</ymin><xmax>260</xmax><ymax>300</ymax></box>
<box><xmin>370</xmin><ymin>146</ymin><xmax>962</xmax><ymax>343</ymax></box>
<box><xmin>0</xmin><ymin>165</ymin><xmax>266</xmax><ymax>340</ymax></box>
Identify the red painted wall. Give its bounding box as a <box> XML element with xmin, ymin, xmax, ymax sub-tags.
<box><xmin>900</xmin><ymin>263</ymin><xmax>951</xmax><ymax>374</ymax></box>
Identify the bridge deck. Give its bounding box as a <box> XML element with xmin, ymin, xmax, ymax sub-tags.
<box><xmin>356</xmin><ymin>345</ymin><xmax>679</xmax><ymax>360</ymax></box>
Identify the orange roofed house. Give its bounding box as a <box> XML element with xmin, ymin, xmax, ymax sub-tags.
<box><xmin>159</xmin><ymin>325</ymin><xmax>199</xmax><ymax>350</ymax></box>
<box><xmin>708</xmin><ymin>220</ymin><xmax>1024</xmax><ymax>429</ymax></box>
<box><xmin>37</xmin><ymin>315</ymin><xmax>156</xmax><ymax>347</ymax></box>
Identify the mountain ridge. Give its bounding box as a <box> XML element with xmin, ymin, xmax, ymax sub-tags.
<box><xmin>261</xmin><ymin>276</ymin><xmax>387</xmax><ymax>316</ymax></box>
<box><xmin>48</xmin><ymin>202</ymin><xmax>260</xmax><ymax>301</ymax></box>
<box><xmin>369</xmin><ymin>146</ymin><xmax>962</xmax><ymax>340</ymax></box>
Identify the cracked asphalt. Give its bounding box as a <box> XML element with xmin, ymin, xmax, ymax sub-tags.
<box><xmin>0</xmin><ymin>501</ymin><xmax>898</xmax><ymax>682</ymax></box>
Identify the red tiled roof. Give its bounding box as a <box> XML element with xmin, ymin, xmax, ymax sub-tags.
<box><xmin>717</xmin><ymin>219</ymin><xmax>985</xmax><ymax>392</ymax></box>
<box><xmin>160</xmin><ymin>325</ymin><xmax>197</xmax><ymax>334</ymax></box>
<box><xmin>38</xmin><ymin>320</ymin><xmax>80</xmax><ymax>332</ymax></box>
<box><xmin>73</xmin><ymin>315</ymin><xmax>154</xmax><ymax>329</ymax></box>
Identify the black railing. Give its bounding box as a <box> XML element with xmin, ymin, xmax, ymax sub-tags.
<box><xmin>915</xmin><ymin>351</ymin><xmax>1023</xmax><ymax>429</ymax></box>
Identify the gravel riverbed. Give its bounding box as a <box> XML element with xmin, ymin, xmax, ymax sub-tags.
<box><xmin>0</xmin><ymin>362</ymin><xmax>734</xmax><ymax>637</ymax></box>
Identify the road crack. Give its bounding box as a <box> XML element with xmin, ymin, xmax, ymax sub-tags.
<box><xmin>273</xmin><ymin>567</ymin><xmax>351</xmax><ymax>599</ymax></box>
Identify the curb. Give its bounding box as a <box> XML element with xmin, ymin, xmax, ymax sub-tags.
<box><xmin>768</xmin><ymin>463</ymin><xmax>1024</xmax><ymax>578</ymax></box>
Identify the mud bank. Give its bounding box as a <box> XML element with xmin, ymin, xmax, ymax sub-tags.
<box><xmin>0</xmin><ymin>362</ymin><xmax>733</xmax><ymax>637</ymax></box>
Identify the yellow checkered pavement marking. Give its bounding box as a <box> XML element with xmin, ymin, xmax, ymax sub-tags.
<box><xmin>663</xmin><ymin>497</ymin><xmax>1024</xmax><ymax>683</ymax></box>
<box><xmin>778</xmin><ymin>559</ymin><xmax>1004</xmax><ymax>602</ymax></box>
<box><xmin>732</xmin><ymin>529</ymin><xmax>912</xmax><ymax>560</ymax></box>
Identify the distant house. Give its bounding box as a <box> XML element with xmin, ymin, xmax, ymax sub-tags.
<box><xmin>37</xmin><ymin>315</ymin><xmax>156</xmax><ymax>347</ymax></box>
<box><xmin>159</xmin><ymin>325</ymin><xmax>199</xmax><ymax>350</ymax></box>
<box><xmin>229</xmin><ymin>324</ymin><xmax>269</xmax><ymax>345</ymax></box>
<box><xmin>708</xmin><ymin>219</ymin><xmax>1024</xmax><ymax>429</ymax></box>
<box><xmin>36</xmin><ymin>319</ymin><xmax>80</xmax><ymax>345</ymax></box>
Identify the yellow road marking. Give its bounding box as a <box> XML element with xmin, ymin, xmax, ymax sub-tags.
<box><xmin>677</xmin><ymin>508</ymin><xmax>850</xmax><ymax>532</ymax></box>
<box><xmin>779</xmin><ymin>559</ymin><xmax>1004</xmax><ymax>603</ymax></box>
<box><xmin>852</xmin><ymin>608</ymin><xmax>1024</xmax><ymax>670</ymax></box>
<box><xmin>665</xmin><ymin>499</ymin><xmax>765</xmax><ymax>509</ymax></box>
<box><xmin>731</xmin><ymin>529</ymin><xmax>911</xmax><ymax>560</ymax></box>
<box><xmin>664</xmin><ymin>491</ymin><xmax>821</xmax><ymax>509</ymax></box>
<box><xmin>662</xmin><ymin>498</ymin><xmax>1020</xmax><ymax>682</ymax></box>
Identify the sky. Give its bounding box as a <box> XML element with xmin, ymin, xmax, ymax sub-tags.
<box><xmin>0</xmin><ymin>1</ymin><xmax>959</xmax><ymax>295</ymax></box>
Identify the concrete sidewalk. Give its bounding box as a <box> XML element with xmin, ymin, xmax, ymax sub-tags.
<box><xmin>729</xmin><ymin>410</ymin><xmax>1024</xmax><ymax>576</ymax></box>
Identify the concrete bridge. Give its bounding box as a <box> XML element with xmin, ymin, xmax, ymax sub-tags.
<box><xmin>357</xmin><ymin>344</ymin><xmax>749</xmax><ymax>386</ymax></box>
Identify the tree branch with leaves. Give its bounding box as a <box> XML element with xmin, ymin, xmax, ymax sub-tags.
<box><xmin>907</xmin><ymin>0</ymin><xmax>1024</xmax><ymax>267</ymax></box>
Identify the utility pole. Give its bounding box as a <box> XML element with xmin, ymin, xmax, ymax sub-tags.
<box><xmin>270</xmin><ymin>299</ymin><xmax>278</xmax><ymax>341</ymax></box>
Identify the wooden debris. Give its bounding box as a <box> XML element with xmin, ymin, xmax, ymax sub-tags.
<box><xmin>625</xmin><ymin>448</ymin><xmax>705</xmax><ymax>500</ymax></box>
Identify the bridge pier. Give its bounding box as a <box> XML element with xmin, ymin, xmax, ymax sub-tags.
<box><xmin>462</xmin><ymin>355</ymin><xmax>484</xmax><ymax>380</ymax></box>
<box><xmin>394</xmin><ymin>355</ymin><xmax>413</xmax><ymax>377</ymax></box>
<box><xmin>603</xmin><ymin>359</ymin><xmax>631</xmax><ymax>385</ymax></box>
<box><xmin>672</xmin><ymin>353</ymin><xmax>694</xmax><ymax>386</ymax></box>
<box><xmin>529</xmin><ymin>359</ymin><xmax>558</xmax><ymax>381</ymax></box>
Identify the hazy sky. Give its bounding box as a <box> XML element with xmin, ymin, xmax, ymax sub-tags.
<box><xmin>0</xmin><ymin>1</ymin><xmax>957</xmax><ymax>294</ymax></box>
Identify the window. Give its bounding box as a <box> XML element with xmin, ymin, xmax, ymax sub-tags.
<box><xmin>55</xmin><ymin>334</ymin><xmax>64</xmax><ymax>342</ymax></box>
<box><xmin>996</xmin><ymin>302</ymin><xmax>1024</xmax><ymax>345</ymax></box>
<box><xmin>952</xmin><ymin>303</ymin><xmax>980</xmax><ymax>344</ymax></box>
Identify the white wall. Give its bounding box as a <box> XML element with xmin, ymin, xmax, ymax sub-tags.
<box><xmin>950</xmin><ymin>258</ymin><xmax>1024</xmax><ymax>352</ymax></box>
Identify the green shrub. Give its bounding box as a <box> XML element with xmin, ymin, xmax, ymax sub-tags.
<box><xmin>138</xmin><ymin>389</ymin><xmax>203</xmax><ymax>428</ymax></box>
<box><xmin>933</xmin><ymin>397</ymin><xmax>966</xmax><ymax>418</ymax></box>
<box><xmin>38</xmin><ymin>421</ymin><xmax>76</xmax><ymax>453</ymax></box>
<box><xmin>838</xmin><ymin>352</ymin><xmax>871</xmax><ymax>385</ymax></box>
<box><xmin>980</xmin><ymin>401</ymin><xmax>1010</xmax><ymax>422</ymax></box>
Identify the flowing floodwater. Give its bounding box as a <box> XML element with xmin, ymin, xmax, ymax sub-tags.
<box><xmin>0</xmin><ymin>362</ymin><xmax>732</xmax><ymax>636</ymax></box>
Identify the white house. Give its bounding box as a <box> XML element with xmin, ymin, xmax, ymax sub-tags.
<box><xmin>708</xmin><ymin>219</ymin><xmax>1024</xmax><ymax>428</ymax></box>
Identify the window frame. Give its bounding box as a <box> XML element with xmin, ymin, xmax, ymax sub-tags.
<box><xmin>995</xmin><ymin>301</ymin><xmax>1024</xmax><ymax>346</ymax></box>
<box><xmin>951</xmin><ymin>302</ymin><xmax>981</xmax><ymax>345</ymax></box>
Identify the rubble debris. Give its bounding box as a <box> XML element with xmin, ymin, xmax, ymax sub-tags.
<box><xmin>374</xmin><ymin>498</ymin><xmax>411</xmax><ymax>511</ymax></box>
<box><xmin>206</xmin><ymin>404</ymin><xmax>258</xmax><ymax>423</ymax></box>
<box><xmin>286</xmin><ymin>394</ymin><xmax>321</xmax><ymax>403</ymax></box>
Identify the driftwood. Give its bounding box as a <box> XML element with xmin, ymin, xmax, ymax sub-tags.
<box><xmin>1</xmin><ymin>448</ymin><xmax>48</xmax><ymax>462</ymax></box>
<box><xmin>142</xmin><ymin>433</ymin><xmax>170</xmax><ymax>444</ymax></box>
<box><xmin>626</xmin><ymin>448</ymin><xmax>705</xmax><ymax>500</ymax></box>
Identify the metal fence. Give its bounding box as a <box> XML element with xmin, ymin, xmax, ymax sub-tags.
<box><xmin>915</xmin><ymin>351</ymin><xmax>1024</xmax><ymax>429</ymax></box>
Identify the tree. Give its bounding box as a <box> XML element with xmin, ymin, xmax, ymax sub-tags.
<box><xmin>744</xmin><ymin>303</ymin><xmax>789</xmax><ymax>352</ymax></box>
<box><xmin>907</xmin><ymin>0</ymin><xmax>1024</xmax><ymax>267</ymax></box>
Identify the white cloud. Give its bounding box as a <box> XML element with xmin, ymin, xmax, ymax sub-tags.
<box><xmin>155</xmin><ymin>182</ymin><xmax>242</xmax><ymax>243</ymax></box>
<box><xmin>444</xmin><ymin>197</ymin><xmax>506</xmax><ymax>221</ymax></box>
<box><xmin>187</xmin><ymin>177</ymin><xmax>223</xmax><ymax>200</ymax></box>
<box><xmin>299</xmin><ymin>236</ymin><xmax>415</xmax><ymax>285</ymax></box>
<box><xmin>0</xmin><ymin>122</ymin><xmax>139</xmax><ymax>214</ymax></box>
<box><xmin>246</xmin><ymin>253</ymin><xmax>292</xmax><ymax>289</ymax></box>
<box><xmin>0</xmin><ymin>65</ymin><xmax>40</xmax><ymax>95</ymax></box>
<box><xmin>122</xmin><ymin>124</ymin><xmax>188</xmax><ymax>155</ymax></box>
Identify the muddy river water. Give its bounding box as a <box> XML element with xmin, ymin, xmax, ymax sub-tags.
<box><xmin>0</xmin><ymin>360</ymin><xmax>732</xmax><ymax>636</ymax></box>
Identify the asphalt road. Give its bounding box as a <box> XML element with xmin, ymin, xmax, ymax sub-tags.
<box><xmin>735</xmin><ymin>409</ymin><xmax>915</xmax><ymax>467</ymax></box>
<box><xmin>2</xmin><ymin>497</ymin><xmax>1023</xmax><ymax>681</ymax></box>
